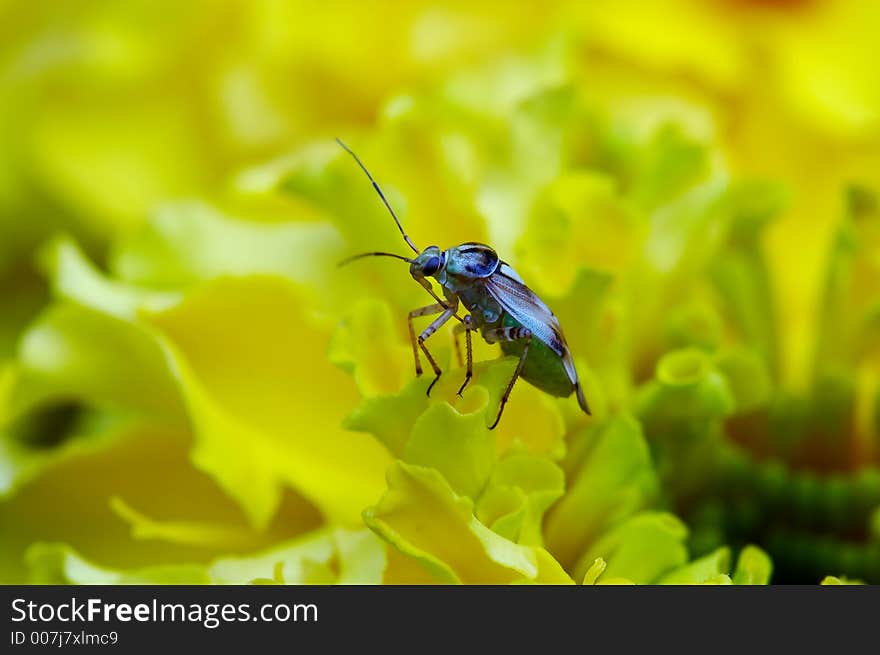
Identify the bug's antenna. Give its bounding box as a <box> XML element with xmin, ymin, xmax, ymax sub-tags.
<box><xmin>338</xmin><ymin>251</ymin><xmax>413</xmax><ymax>267</ymax></box>
<box><xmin>336</xmin><ymin>138</ymin><xmax>420</xmax><ymax>255</ymax></box>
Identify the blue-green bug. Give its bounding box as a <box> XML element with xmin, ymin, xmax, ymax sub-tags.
<box><xmin>338</xmin><ymin>139</ymin><xmax>591</xmax><ymax>428</ymax></box>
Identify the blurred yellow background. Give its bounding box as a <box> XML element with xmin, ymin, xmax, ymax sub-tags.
<box><xmin>3</xmin><ymin>0</ymin><xmax>879</xmax><ymax>380</ymax></box>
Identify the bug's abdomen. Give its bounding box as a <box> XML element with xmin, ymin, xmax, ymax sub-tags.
<box><xmin>498</xmin><ymin>316</ymin><xmax>575</xmax><ymax>398</ymax></box>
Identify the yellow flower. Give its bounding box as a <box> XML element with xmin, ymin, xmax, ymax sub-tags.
<box><xmin>3</xmin><ymin>0</ymin><xmax>878</xmax><ymax>586</ymax></box>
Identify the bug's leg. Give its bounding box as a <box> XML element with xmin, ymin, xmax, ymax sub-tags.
<box><xmin>418</xmin><ymin>306</ymin><xmax>457</xmax><ymax>396</ymax></box>
<box><xmin>453</xmin><ymin>315</ymin><xmax>474</xmax><ymax>397</ymax></box>
<box><xmin>408</xmin><ymin>303</ymin><xmax>445</xmax><ymax>376</ymax></box>
<box><xmin>483</xmin><ymin>326</ymin><xmax>533</xmax><ymax>430</ymax></box>
<box><xmin>453</xmin><ymin>324</ymin><xmax>464</xmax><ymax>368</ymax></box>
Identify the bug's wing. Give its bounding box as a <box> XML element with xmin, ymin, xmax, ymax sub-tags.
<box><xmin>497</xmin><ymin>261</ymin><xmax>524</xmax><ymax>284</ymax></box>
<box><xmin>485</xmin><ymin>263</ymin><xmax>579</xmax><ymax>387</ymax></box>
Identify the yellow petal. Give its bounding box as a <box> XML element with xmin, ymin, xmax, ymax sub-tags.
<box><xmin>581</xmin><ymin>557</ymin><xmax>607</xmax><ymax>585</ymax></box>
<box><xmin>0</xmin><ymin>423</ymin><xmax>319</xmax><ymax>583</ymax></box>
<box><xmin>574</xmin><ymin>512</ymin><xmax>688</xmax><ymax>584</ymax></box>
<box><xmin>404</xmin><ymin>402</ymin><xmax>495</xmax><ymax>499</ymax></box>
<box><xmin>364</xmin><ymin>461</ymin><xmax>572</xmax><ymax>584</ymax></box>
<box><xmin>145</xmin><ymin>276</ymin><xmax>393</xmax><ymax>528</ymax></box>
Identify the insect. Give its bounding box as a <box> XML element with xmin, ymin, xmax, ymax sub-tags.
<box><xmin>337</xmin><ymin>138</ymin><xmax>591</xmax><ymax>429</ymax></box>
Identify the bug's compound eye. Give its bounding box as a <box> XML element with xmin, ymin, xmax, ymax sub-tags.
<box><xmin>422</xmin><ymin>255</ymin><xmax>442</xmax><ymax>276</ymax></box>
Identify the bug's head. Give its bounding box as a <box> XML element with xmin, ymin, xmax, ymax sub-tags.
<box><xmin>409</xmin><ymin>246</ymin><xmax>445</xmax><ymax>280</ymax></box>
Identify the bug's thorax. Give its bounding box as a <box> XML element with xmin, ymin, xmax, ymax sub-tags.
<box><xmin>444</xmin><ymin>243</ymin><xmax>500</xmax><ymax>280</ymax></box>
<box><xmin>409</xmin><ymin>242</ymin><xmax>499</xmax><ymax>285</ymax></box>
